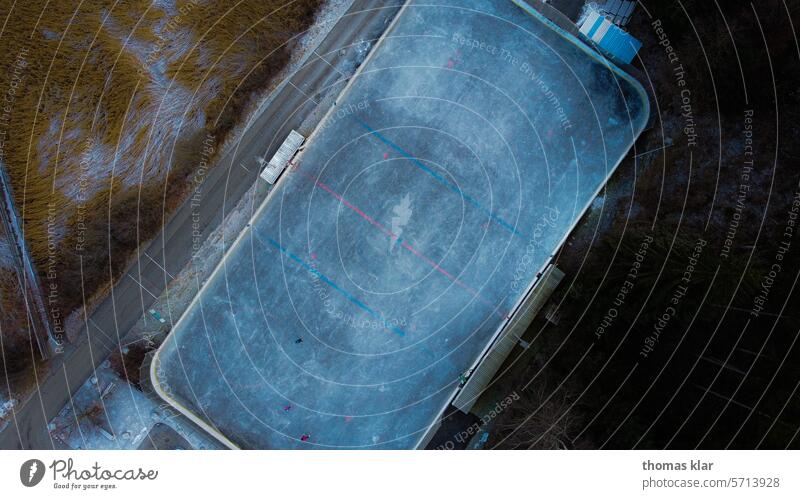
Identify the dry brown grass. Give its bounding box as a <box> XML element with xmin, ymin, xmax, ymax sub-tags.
<box><xmin>0</xmin><ymin>0</ymin><xmax>323</xmax><ymax>321</ymax></box>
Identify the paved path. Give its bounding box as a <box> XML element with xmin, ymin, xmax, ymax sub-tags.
<box><xmin>0</xmin><ymin>0</ymin><xmax>401</xmax><ymax>450</ymax></box>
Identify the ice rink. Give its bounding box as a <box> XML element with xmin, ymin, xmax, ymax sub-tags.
<box><xmin>152</xmin><ymin>0</ymin><xmax>648</xmax><ymax>448</ymax></box>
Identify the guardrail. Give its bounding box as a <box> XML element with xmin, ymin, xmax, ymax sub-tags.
<box><xmin>0</xmin><ymin>161</ymin><xmax>54</xmax><ymax>359</ymax></box>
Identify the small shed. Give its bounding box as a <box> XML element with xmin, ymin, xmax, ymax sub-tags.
<box><xmin>579</xmin><ymin>8</ymin><xmax>642</xmax><ymax>64</ymax></box>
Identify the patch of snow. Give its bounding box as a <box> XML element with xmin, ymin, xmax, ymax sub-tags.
<box><xmin>0</xmin><ymin>239</ymin><xmax>15</xmax><ymax>268</ymax></box>
<box><xmin>48</xmin><ymin>362</ymin><xmax>219</xmax><ymax>450</ymax></box>
<box><xmin>41</xmin><ymin>28</ymin><xmax>60</xmax><ymax>41</ymax></box>
<box><xmin>0</xmin><ymin>397</ymin><xmax>17</xmax><ymax>431</ymax></box>
<box><xmin>298</xmin><ymin>0</ymin><xmax>356</xmax><ymax>54</ymax></box>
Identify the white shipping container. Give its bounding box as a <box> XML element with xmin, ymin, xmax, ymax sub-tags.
<box><xmin>260</xmin><ymin>130</ymin><xmax>305</xmax><ymax>184</ymax></box>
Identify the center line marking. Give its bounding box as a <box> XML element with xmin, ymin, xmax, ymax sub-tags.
<box><xmin>127</xmin><ymin>273</ymin><xmax>158</xmax><ymax>300</ymax></box>
<box><xmin>301</xmin><ymin>171</ymin><xmax>509</xmax><ymax>317</ymax></box>
<box><xmin>143</xmin><ymin>252</ymin><xmax>176</xmax><ymax>280</ymax></box>
<box><xmin>357</xmin><ymin>118</ymin><xmax>524</xmax><ymax>238</ymax></box>
<box><xmin>288</xmin><ymin>81</ymin><xmax>319</xmax><ymax>106</ymax></box>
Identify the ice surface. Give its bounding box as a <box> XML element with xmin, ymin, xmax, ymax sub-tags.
<box><xmin>153</xmin><ymin>0</ymin><xmax>648</xmax><ymax>449</ymax></box>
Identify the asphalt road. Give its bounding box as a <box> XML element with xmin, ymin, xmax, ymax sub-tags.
<box><xmin>0</xmin><ymin>0</ymin><xmax>402</xmax><ymax>450</ymax></box>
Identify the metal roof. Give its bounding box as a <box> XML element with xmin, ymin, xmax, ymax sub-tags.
<box><xmin>599</xmin><ymin>0</ymin><xmax>636</xmax><ymax>26</ymax></box>
<box><xmin>579</xmin><ymin>9</ymin><xmax>642</xmax><ymax>64</ymax></box>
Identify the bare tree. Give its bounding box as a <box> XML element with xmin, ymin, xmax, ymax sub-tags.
<box><xmin>492</xmin><ymin>382</ymin><xmax>586</xmax><ymax>449</ymax></box>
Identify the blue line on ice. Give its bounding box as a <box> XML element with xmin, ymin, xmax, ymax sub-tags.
<box><xmin>357</xmin><ymin>119</ymin><xmax>525</xmax><ymax>239</ymax></box>
<box><xmin>266</xmin><ymin>237</ymin><xmax>407</xmax><ymax>336</ymax></box>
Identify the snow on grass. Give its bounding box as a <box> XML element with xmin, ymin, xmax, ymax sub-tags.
<box><xmin>0</xmin><ymin>396</ymin><xmax>16</xmax><ymax>432</ymax></box>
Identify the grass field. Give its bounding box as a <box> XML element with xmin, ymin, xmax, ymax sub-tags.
<box><xmin>0</xmin><ymin>0</ymin><xmax>323</xmax><ymax>327</ymax></box>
